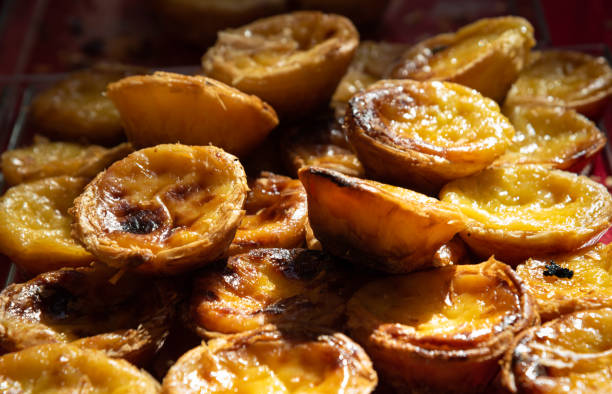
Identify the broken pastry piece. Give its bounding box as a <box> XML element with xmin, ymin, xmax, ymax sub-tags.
<box><xmin>107</xmin><ymin>72</ymin><xmax>278</xmax><ymax>157</ymax></box>
<box><xmin>502</xmin><ymin>308</ymin><xmax>612</xmax><ymax>393</ymax></box>
<box><xmin>163</xmin><ymin>326</ymin><xmax>378</xmax><ymax>393</ymax></box>
<box><xmin>202</xmin><ymin>11</ymin><xmax>359</xmax><ymax>118</ymax></box>
<box><xmin>299</xmin><ymin>167</ymin><xmax>466</xmax><ymax>273</ymax></box>
<box><xmin>0</xmin><ymin>176</ymin><xmax>93</xmax><ymax>276</ymax></box>
<box><xmin>493</xmin><ymin>105</ymin><xmax>606</xmax><ymax>169</ymax></box>
<box><xmin>346</xmin><ymin>80</ymin><xmax>515</xmax><ymax>194</ymax></box>
<box><xmin>0</xmin><ymin>263</ymin><xmax>178</xmax><ymax>365</ymax></box>
<box><xmin>30</xmin><ymin>63</ymin><xmax>146</xmax><ymax>145</ymax></box>
<box><xmin>516</xmin><ymin>243</ymin><xmax>612</xmax><ymax>321</ymax></box>
<box><xmin>504</xmin><ymin>50</ymin><xmax>612</xmax><ymax>117</ymax></box>
<box><xmin>0</xmin><ymin>343</ymin><xmax>161</xmax><ymax>393</ymax></box>
<box><xmin>229</xmin><ymin>172</ymin><xmax>308</xmax><ymax>256</ymax></box>
<box><xmin>391</xmin><ymin>16</ymin><xmax>535</xmax><ymax>102</ymax></box>
<box><xmin>71</xmin><ymin>144</ymin><xmax>248</xmax><ymax>275</ymax></box>
<box><xmin>440</xmin><ymin>165</ymin><xmax>612</xmax><ymax>264</ymax></box>
<box><xmin>186</xmin><ymin>248</ymin><xmax>359</xmax><ymax>337</ymax></box>
<box><xmin>1</xmin><ymin>136</ymin><xmax>132</xmax><ymax>187</ymax></box>
<box><xmin>348</xmin><ymin>258</ymin><xmax>537</xmax><ymax>393</ymax></box>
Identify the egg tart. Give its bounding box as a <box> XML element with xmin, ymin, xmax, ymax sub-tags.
<box><xmin>229</xmin><ymin>172</ymin><xmax>307</xmax><ymax>256</ymax></box>
<box><xmin>440</xmin><ymin>165</ymin><xmax>612</xmax><ymax>264</ymax></box>
<box><xmin>30</xmin><ymin>63</ymin><xmax>146</xmax><ymax>145</ymax></box>
<box><xmin>107</xmin><ymin>72</ymin><xmax>278</xmax><ymax>156</ymax></box>
<box><xmin>71</xmin><ymin>144</ymin><xmax>248</xmax><ymax>275</ymax></box>
<box><xmin>154</xmin><ymin>0</ymin><xmax>286</xmax><ymax>47</ymax></box>
<box><xmin>390</xmin><ymin>16</ymin><xmax>535</xmax><ymax>102</ymax></box>
<box><xmin>502</xmin><ymin>308</ymin><xmax>612</xmax><ymax>393</ymax></box>
<box><xmin>298</xmin><ymin>167</ymin><xmax>466</xmax><ymax>273</ymax></box>
<box><xmin>0</xmin><ymin>343</ymin><xmax>161</xmax><ymax>393</ymax></box>
<box><xmin>187</xmin><ymin>248</ymin><xmax>358</xmax><ymax>336</ymax></box>
<box><xmin>516</xmin><ymin>243</ymin><xmax>612</xmax><ymax>321</ymax></box>
<box><xmin>493</xmin><ymin>105</ymin><xmax>606</xmax><ymax>169</ymax></box>
<box><xmin>202</xmin><ymin>11</ymin><xmax>359</xmax><ymax>119</ymax></box>
<box><xmin>283</xmin><ymin>116</ymin><xmax>364</xmax><ymax>178</ymax></box>
<box><xmin>0</xmin><ymin>176</ymin><xmax>93</xmax><ymax>276</ymax></box>
<box><xmin>347</xmin><ymin>257</ymin><xmax>537</xmax><ymax>393</ymax></box>
<box><xmin>331</xmin><ymin>40</ymin><xmax>409</xmax><ymax>117</ymax></box>
<box><xmin>346</xmin><ymin>80</ymin><xmax>515</xmax><ymax>194</ymax></box>
<box><xmin>1</xmin><ymin>136</ymin><xmax>132</xmax><ymax>187</ymax></box>
<box><xmin>0</xmin><ymin>264</ymin><xmax>178</xmax><ymax>365</ymax></box>
<box><xmin>505</xmin><ymin>50</ymin><xmax>612</xmax><ymax>117</ymax></box>
<box><xmin>162</xmin><ymin>326</ymin><xmax>378</xmax><ymax>393</ymax></box>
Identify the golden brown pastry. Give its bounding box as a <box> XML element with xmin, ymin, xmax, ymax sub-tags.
<box><xmin>502</xmin><ymin>308</ymin><xmax>612</xmax><ymax>393</ymax></box>
<box><xmin>346</xmin><ymin>80</ymin><xmax>515</xmax><ymax>194</ymax></box>
<box><xmin>0</xmin><ymin>176</ymin><xmax>93</xmax><ymax>276</ymax></box>
<box><xmin>348</xmin><ymin>257</ymin><xmax>537</xmax><ymax>393</ymax></box>
<box><xmin>516</xmin><ymin>243</ymin><xmax>612</xmax><ymax>321</ymax></box>
<box><xmin>0</xmin><ymin>343</ymin><xmax>161</xmax><ymax>393</ymax></box>
<box><xmin>0</xmin><ymin>136</ymin><xmax>132</xmax><ymax>186</ymax></box>
<box><xmin>71</xmin><ymin>144</ymin><xmax>248</xmax><ymax>275</ymax></box>
<box><xmin>202</xmin><ymin>11</ymin><xmax>359</xmax><ymax>118</ymax></box>
<box><xmin>0</xmin><ymin>264</ymin><xmax>178</xmax><ymax>366</ymax></box>
<box><xmin>30</xmin><ymin>63</ymin><xmax>146</xmax><ymax>144</ymax></box>
<box><xmin>440</xmin><ymin>165</ymin><xmax>612</xmax><ymax>264</ymax></box>
<box><xmin>391</xmin><ymin>16</ymin><xmax>535</xmax><ymax>102</ymax></box>
<box><xmin>107</xmin><ymin>72</ymin><xmax>278</xmax><ymax>156</ymax></box>
<box><xmin>154</xmin><ymin>0</ymin><xmax>287</xmax><ymax>47</ymax></box>
<box><xmin>505</xmin><ymin>50</ymin><xmax>612</xmax><ymax>117</ymax></box>
<box><xmin>186</xmin><ymin>248</ymin><xmax>359</xmax><ymax>336</ymax></box>
<box><xmin>493</xmin><ymin>105</ymin><xmax>606</xmax><ymax>169</ymax></box>
<box><xmin>162</xmin><ymin>326</ymin><xmax>378</xmax><ymax>393</ymax></box>
<box><xmin>299</xmin><ymin>167</ymin><xmax>466</xmax><ymax>273</ymax></box>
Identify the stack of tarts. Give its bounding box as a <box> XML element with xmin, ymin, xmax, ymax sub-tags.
<box><xmin>1</xmin><ymin>10</ymin><xmax>612</xmax><ymax>394</ymax></box>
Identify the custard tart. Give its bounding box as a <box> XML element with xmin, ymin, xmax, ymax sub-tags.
<box><xmin>71</xmin><ymin>144</ymin><xmax>248</xmax><ymax>275</ymax></box>
<box><xmin>202</xmin><ymin>11</ymin><xmax>359</xmax><ymax>118</ymax></box>
<box><xmin>391</xmin><ymin>16</ymin><xmax>535</xmax><ymax>102</ymax></box>
<box><xmin>502</xmin><ymin>308</ymin><xmax>612</xmax><ymax>393</ymax></box>
<box><xmin>516</xmin><ymin>243</ymin><xmax>612</xmax><ymax>321</ymax></box>
<box><xmin>107</xmin><ymin>72</ymin><xmax>278</xmax><ymax>156</ymax></box>
<box><xmin>0</xmin><ymin>176</ymin><xmax>93</xmax><ymax>276</ymax></box>
<box><xmin>229</xmin><ymin>172</ymin><xmax>308</xmax><ymax>256</ymax></box>
<box><xmin>30</xmin><ymin>63</ymin><xmax>146</xmax><ymax>145</ymax></box>
<box><xmin>1</xmin><ymin>136</ymin><xmax>132</xmax><ymax>187</ymax></box>
<box><xmin>440</xmin><ymin>165</ymin><xmax>612</xmax><ymax>264</ymax></box>
<box><xmin>162</xmin><ymin>326</ymin><xmax>378</xmax><ymax>393</ymax></box>
<box><xmin>504</xmin><ymin>50</ymin><xmax>612</xmax><ymax>117</ymax></box>
<box><xmin>0</xmin><ymin>343</ymin><xmax>161</xmax><ymax>393</ymax></box>
<box><xmin>346</xmin><ymin>80</ymin><xmax>515</xmax><ymax>194</ymax></box>
<box><xmin>347</xmin><ymin>257</ymin><xmax>537</xmax><ymax>393</ymax></box>
<box><xmin>493</xmin><ymin>105</ymin><xmax>606</xmax><ymax>169</ymax></box>
<box><xmin>0</xmin><ymin>264</ymin><xmax>178</xmax><ymax>366</ymax></box>
<box><xmin>298</xmin><ymin>167</ymin><xmax>466</xmax><ymax>273</ymax></box>
<box><xmin>187</xmin><ymin>248</ymin><xmax>358</xmax><ymax>336</ymax></box>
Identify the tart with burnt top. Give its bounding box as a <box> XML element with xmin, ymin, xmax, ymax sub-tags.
<box><xmin>440</xmin><ymin>165</ymin><xmax>612</xmax><ymax>264</ymax></box>
<box><xmin>0</xmin><ymin>176</ymin><xmax>93</xmax><ymax>276</ymax></box>
<box><xmin>346</xmin><ymin>80</ymin><xmax>515</xmax><ymax>194</ymax></box>
<box><xmin>202</xmin><ymin>11</ymin><xmax>359</xmax><ymax>118</ymax></box>
<box><xmin>187</xmin><ymin>248</ymin><xmax>359</xmax><ymax>336</ymax></box>
<box><xmin>0</xmin><ymin>343</ymin><xmax>161</xmax><ymax>393</ymax></box>
<box><xmin>391</xmin><ymin>16</ymin><xmax>535</xmax><ymax>102</ymax></box>
<box><xmin>0</xmin><ymin>264</ymin><xmax>178</xmax><ymax>366</ymax></box>
<box><xmin>348</xmin><ymin>257</ymin><xmax>537</xmax><ymax>393</ymax></box>
<box><xmin>516</xmin><ymin>243</ymin><xmax>612</xmax><ymax>321</ymax></box>
<box><xmin>71</xmin><ymin>144</ymin><xmax>248</xmax><ymax>275</ymax></box>
<box><xmin>229</xmin><ymin>172</ymin><xmax>308</xmax><ymax>256</ymax></box>
<box><xmin>162</xmin><ymin>326</ymin><xmax>378</xmax><ymax>393</ymax></box>
<box><xmin>107</xmin><ymin>72</ymin><xmax>278</xmax><ymax>156</ymax></box>
<box><xmin>502</xmin><ymin>308</ymin><xmax>612</xmax><ymax>393</ymax></box>
<box><xmin>504</xmin><ymin>50</ymin><xmax>612</xmax><ymax>117</ymax></box>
